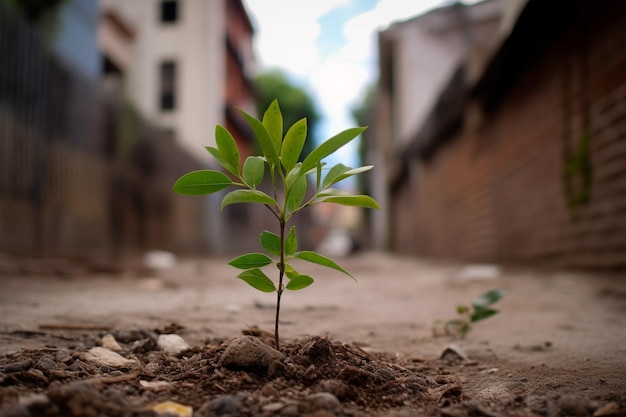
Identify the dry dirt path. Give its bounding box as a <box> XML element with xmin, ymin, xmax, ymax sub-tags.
<box><xmin>1</xmin><ymin>251</ymin><xmax>625</xmax><ymax>413</ymax></box>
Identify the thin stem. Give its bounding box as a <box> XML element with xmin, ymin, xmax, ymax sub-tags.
<box><xmin>275</xmin><ymin>217</ymin><xmax>286</xmax><ymax>351</ymax></box>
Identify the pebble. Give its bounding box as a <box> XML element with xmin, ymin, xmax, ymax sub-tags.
<box><xmin>219</xmin><ymin>336</ymin><xmax>285</xmax><ymax>376</ymax></box>
<box><xmin>34</xmin><ymin>355</ymin><xmax>58</xmax><ymax>372</ymax></box>
<box><xmin>140</xmin><ymin>380</ymin><xmax>172</xmax><ymax>390</ymax></box>
<box><xmin>261</xmin><ymin>383</ymin><xmax>281</xmax><ymax>398</ymax></box>
<box><xmin>18</xmin><ymin>393</ymin><xmax>49</xmax><ymax>407</ymax></box>
<box><xmin>594</xmin><ymin>402</ymin><xmax>619</xmax><ymax>417</ymax></box>
<box><xmin>440</xmin><ymin>345</ymin><xmax>469</xmax><ymax>362</ymax></box>
<box><xmin>115</xmin><ymin>328</ymin><xmax>153</xmax><ymax>343</ymax></box>
<box><xmin>307</xmin><ymin>392</ymin><xmax>341</xmax><ymax>411</ymax></box>
<box><xmin>157</xmin><ymin>334</ymin><xmax>190</xmax><ymax>355</ymax></box>
<box><xmin>151</xmin><ymin>401</ymin><xmax>192</xmax><ymax>417</ymax></box>
<box><xmin>82</xmin><ymin>347</ymin><xmax>136</xmax><ymax>368</ymax></box>
<box><xmin>99</xmin><ymin>334</ymin><xmax>123</xmax><ymax>352</ymax></box>
<box><xmin>144</xmin><ymin>361</ymin><xmax>160</xmax><ymax>375</ymax></box>
<box><xmin>280</xmin><ymin>403</ymin><xmax>299</xmax><ymax>417</ymax></box>
<box><xmin>209</xmin><ymin>395</ymin><xmax>244</xmax><ymax>416</ymax></box>
<box><xmin>4</xmin><ymin>359</ymin><xmax>33</xmax><ymax>373</ymax></box>
<box><xmin>262</xmin><ymin>402</ymin><xmax>285</xmax><ymax>413</ymax></box>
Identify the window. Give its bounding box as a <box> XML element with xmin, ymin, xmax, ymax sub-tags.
<box><xmin>160</xmin><ymin>0</ymin><xmax>178</xmax><ymax>24</ymax></box>
<box><xmin>159</xmin><ymin>60</ymin><xmax>177</xmax><ymax>111</ymax></box>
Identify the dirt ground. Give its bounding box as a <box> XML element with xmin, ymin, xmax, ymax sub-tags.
<box><xmin>0</xmin><ymin>251</ymin><xmax>625</xmax><ymax>416</ymax></box>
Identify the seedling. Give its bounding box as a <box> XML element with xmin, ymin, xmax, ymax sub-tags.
<box><xmin>173</xmin><ymin>100</ymin><xmax>379</xmax><ymax>350</ymax></box>
<box><xmin>438</xmin><ymin>289</ymin><xmax>505</xmax><ymax>338</ymax></box>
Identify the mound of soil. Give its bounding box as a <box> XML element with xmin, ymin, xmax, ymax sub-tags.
<box><xmin>0</xmin><ymin>330</ymin><xmax>494</xmax><ymax>417</ymax></box>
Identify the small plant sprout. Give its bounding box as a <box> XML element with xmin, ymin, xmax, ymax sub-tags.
<box><xmin>439</xmin><ymin>289</ymin><xmax>505</xmax><ymax>338</ymax></box>
<box><xmin>173</xmin><ymin>100</ymin><xmax>380</xmax><ymax>351</ymax></box>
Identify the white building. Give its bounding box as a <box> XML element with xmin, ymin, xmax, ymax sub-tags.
<box><xmin>99</xmin><ymin>0</ymin><xmax>256</xmax><ymax>162</ymax></box>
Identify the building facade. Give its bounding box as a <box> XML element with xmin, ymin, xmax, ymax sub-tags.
<box><xmin>99</xmin><ymin>0</ymin><xmax>262</xmax><ymax>254</ymax></box>
<box><xmin>372</xmin><ymin>0</ymin><xmax>626</xmax><ymax>269</ymax></box>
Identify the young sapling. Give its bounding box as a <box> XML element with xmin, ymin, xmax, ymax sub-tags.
<box><xmin>437</xmin><ymin>289</ymin><xmax>505</xmax><ymax>338</ymax></box>
<box><xmin>173</xmin><ymin>100</ymin><xmax>379</xmax><ymax>350</ymax></box>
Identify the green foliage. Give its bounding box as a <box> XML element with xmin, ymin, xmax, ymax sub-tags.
<box><xmin>173</xmin><ymin>99</ymin><xmax>379</xmax><ymax>350</ymax></box>
<box><xmin>564</xmin><ymin>132</ymin><xmax>592</xmax><ymax>218</ymax></box>
<box><xmin>254</xmin><ymin>70</ymin><xmax>320</xmax><ymax>160</ymax></box>
<box><xmin>441</xmin><ymin>289</ymin><xmax>505</xmax><ymax>338</ymax></box>
<box><xmin>2</xmin><ymin>0</ymin><xmax>69</xmax><ymax>41</ymax></box>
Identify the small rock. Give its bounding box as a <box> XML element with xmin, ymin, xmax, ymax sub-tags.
<box><xmin>4</xmin><ymin>359</ymin><xmax>33</xmax><ymax>373</ymax></box>
<box><xmin>261</xmin><ymin>383</ymin><xmax>281</xmax><ymax>398</ymax></box>
<box><xmin>440</xmin><ymin>345</ymin><xmax>469</xmax><ymax>362</ymax></box>
<box><xmin>82</xmin><ymin>347</ymin><xmax>136</xmax><ymax>368</ymax></box>
<box><xmin>140</xmin><ymin>380</ymin><xmax>172</xmax><ymax>390</ymax></box>
<box><xmin>144</xmin><ymin>361</ymin><xmax>160</xmax><ymax>375</ymax></box>
<box><xmin>18</xmin><ymin>393</ymin><xmax>49</xmax><ymax>407</ymax></box>
<box><xmin>143</xmin><ymin>250</ymin><xmax>177</xmax><ymax>269</ymax></box>
<box><xmin>301</xmin><ymin>337</ymin><xmax>333</xmax><ymax>364</ymax></box>
<box><xmin>130</xmin><ymin>338</ymin><xmax>157</xmax><ymax>353</ymax></box>
<box><xmin>219</xmin><ymin>336</ymin><xmax>285</xmax><ymax>376</ymax></box>
<box><xmin>99</xmin><ymin>334</ymin><xmax>123</xmax><ymax>352</ymax></box>
<box><xmin>558</xmin><ymin>395</ymin><xmax>590</xmax><ymax>417</ymax></box>
<box><xmin>262</xmin><ymin>402</ymin><xmax>285</xmax><ymax>413</ymax></box>
<box><xmin>280</xmin><ymin>403</ymin><xmax>299</xmax><ymax>417</ymax></box>
<box><xmin>116</xmin><ymin>328</ymin><xmax>154</xmax><ymax>343</ymax></box>
<box><xmin>26</xmin><ymin>368</ymin><xmax>49</xmax><ymax>384</ymax></box>
<box><xmin>316</xmin><ymin>379</ymin><xmax>357</xmax><ymax>401</ymax></box>
<box><xmin>209</xmin><ymin>395</ymin><xmax>244</xmax><ymax>416</ymax></box>
<box><xmin>594</xmin><ymin>402</ymin><xmax>619</xmax><ymax>417</ymax></box>
<box><xmin>34</xmin><ymin>355</ymin><xmax>58</xmax><ymax>372</ymax></box>
<box><xmin>157</xmin><ymin>334</ymin><xmax>190</xmax><ymax>355</ymax></box>
<box><xmin>307</xmin><ymin>392</ymin><xmax>341</xmax><ymax>411</ymax></box>
<box><xmin>151</xmin><ymin>401</ymin><xmax>192</xmax><ymax>417</ymax></box>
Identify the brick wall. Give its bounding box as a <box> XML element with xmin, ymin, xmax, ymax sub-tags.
<box><xmin>393</xmin><ymin>1</ymin><xmax>625</xmax><ymax>269</ymax></box>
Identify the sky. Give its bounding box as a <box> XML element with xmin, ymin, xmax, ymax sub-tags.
<box><xmin>242</xmin><ymin>0</ymin><xmax>460</xmax><ymax>167</ymax></box>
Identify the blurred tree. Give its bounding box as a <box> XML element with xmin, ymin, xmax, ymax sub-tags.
<box><xmin>350</xmin><ymin>84</ymin><xmax>376</xmax><ymax>192</ymax></box>
<box><xmin>2</xmin><ymin>0</ymin><xmax>68</xmax><ymax>40</ymax></box>
<box><xmin>254</xmin><ymin>70</ymin><xmax>320</xmax><ymax>160</ymax></box>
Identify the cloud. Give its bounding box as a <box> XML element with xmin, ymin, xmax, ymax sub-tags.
<box><xmin>245</xmin><ymin>0</ymin><xmax>351</xmax><ymax>76</ymax></box>
<box><xmin>243</xmin><ymin>0</ymin><xmax>455</xmax><ymax>167</ymax></box>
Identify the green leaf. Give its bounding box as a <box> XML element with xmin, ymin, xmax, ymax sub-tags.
<box><xmin>229</xmin><ymin>253</ymin><xmax>273</xmax><ymax>269</ymax></box>
<box><xmin>286</xmin><ymin>275</ymin><xmax>314</xmax><ymax>290</ymax></box>
<box><xmin>260</xmin><ymin>230</ymin><xmax>280</xmax><ymax>256</ymax></box>
<box><xmin>322</xmin><ymin>164</ymin><xmax>351</xmax><ymax>189</ymax></box>
<box><xmin>205</xmin><ymin>146</ymin><xmax>233</xmax><ymax>175</ymax></box>
<box><xmin>316</xmin><ymin>161</ymin><xmax>322</xmax><ymax>191</ymax></box>
<box><xmin>472</xmin><ymin>289</ymin><xmax>505</xmax><ymax>310</ymax></box>
<box><xmin>456</xmin><ymin>305</ymin><xmax>469</xmax><ymax>315</ymax></box>
<box><xmin>286</xmin><ymin>163</ymin><xmax>302</xmax><ymax>188</ymax></box>
<box><xmin>318</xmin><ymin>195</ymin><xmax>381</xmax><ymax>209</ymax></box>
<box><xmin>243</xmin><ymin>156</ymin><xmax>265</xmax><ymax>188</ymax></box>
<box><xmin>237</xmin><ymin>107</ymin><xmax>280</xmax><ymax>167</ymax></box>
<box><xmin>470</xmin><ymin>308</ymin><xmax>499</xmax><ymax>323</ymax></box>
<box><xmin>284</xmin><ymin>263</ymin><xmax>299</xmax><ymax>279</ymax></box>
<box><xmin>287</xmin><ymin>175</ymin><xmax>307</xmax><ymax>213</ymax></box>
<box><xmin>262</xmin><ymin>100</ymin><xmax>283</xmax><ymax>153</ymax></box>
<box><xmin>221</xmin><ymin>189</ymin><xmax>276</xmax><ymax>209</ymax></box>
<box><xmin>324</xmin><ymin>165</ymin><xmax>374</xmax><ymax>189</ymax></box>
<box><xmin>215</xmin><ymin>125</ymin><xmax>240</xmax><ymax>176</ymax></box>
<box><xmin>295</xmin><ymin>251</ymin><xmax>355</xmax><ymax>281</ymax></box>
<box><xmin>285</xmin><ymin>226</ymin><xmax>297</xmax><ymax>256</ymax></box>
<box><xmin>316</xmin><ymin>188</ymin><xmax>350</xmax><ymax>198</ymax></box>
<box><xmin>237</xmin><ymin>269</ymin><xmax>276</xmax><ymax>292</ymax></box>
<box><xmin>281</xmin><ymin>118</ymin><xmax>307</xmax><ymax>172</ymax></box>
<box><xmin>301</xmin><ymin>127</ymin><xmax>366</xmax><ymax>174</ymax></box>
<box><xmin>173</xmin><ymin>170</ymin><xmax>233</xmax><ymax>195</ymax></box>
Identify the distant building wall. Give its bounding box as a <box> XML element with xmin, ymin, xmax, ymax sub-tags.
<box><xmin>0</xmin><ymin>2</ymin><xmax>210</xmax><ymax>258</ymax></box>
<box><xmin>390</xmin><ymin>1</ymin><xmax>625</xmax><ymax>269</ymax></box>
